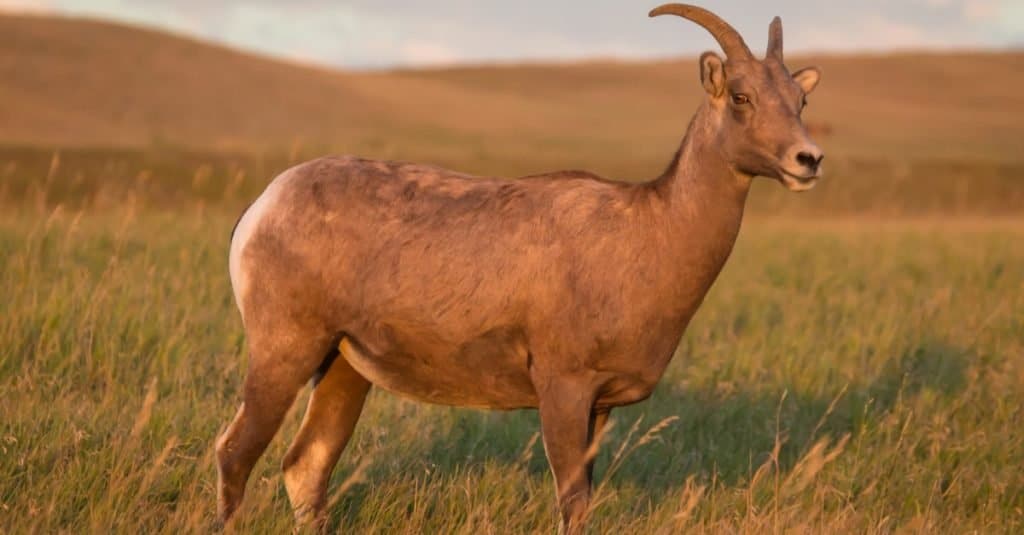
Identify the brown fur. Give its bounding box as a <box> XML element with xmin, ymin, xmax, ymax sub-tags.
<box><xmin>215</xmin><ymin>4</ymin><xmax>825</xmax><ymax>533</ymax></box>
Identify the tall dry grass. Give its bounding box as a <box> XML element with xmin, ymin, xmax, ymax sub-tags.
<box><xmin>2</xmin><ymin>195</ymin><xmax>1022</xmax><ymax>532</ymax></box>
<box><xmin>2</xmin><ymin>15</ymin><xmax>1022</xmax><ymax>532</ymax></box>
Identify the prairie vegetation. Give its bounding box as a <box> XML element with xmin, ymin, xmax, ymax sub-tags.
<box><xmin>1</xmin><ymin>12</ymin><xmax>1022</xmax><ymax>534</ymax></box>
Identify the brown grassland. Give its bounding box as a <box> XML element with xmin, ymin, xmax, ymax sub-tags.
<box><xmin>1</xmin><ymin>13</ymin><xmax>1023</xmax><ymax>534</ymax></box>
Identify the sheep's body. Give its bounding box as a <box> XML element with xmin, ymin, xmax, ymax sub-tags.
<box><xmin>215</xmin><ymin>5</ymin><xmax>827</xmax><ymax>533</ymax></box>
<box><xmin>230</xmin><ymin>156</ymin><xmax>729</xmax><ymax>410</ymax></box>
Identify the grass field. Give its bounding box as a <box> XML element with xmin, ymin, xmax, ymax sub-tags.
<box><xmin>2</xmin><ymin>202</ymin><xmax>1022</xmax><ymax>533</ymax></box>
<box><xmin>2</xmin><ymin>11</ymin><xmax>1023</xmax><ymax>535</ymax></box>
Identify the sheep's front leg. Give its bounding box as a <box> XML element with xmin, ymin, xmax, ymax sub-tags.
<box><xmin>537</xmin><ymin>379</ymin><xmax>598</xmax><ymax>534</ymax></box>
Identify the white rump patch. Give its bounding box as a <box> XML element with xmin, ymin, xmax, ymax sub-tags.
<box><xmin>228</xmin><ymin>168</ymin><xmax>295</xmax><ymax>319</ymax></box>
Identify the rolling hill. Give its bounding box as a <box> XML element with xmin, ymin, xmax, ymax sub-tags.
<box><xmin>1</xmin><ymin>12</ymin><xmax>1022</xmax><ymax>216</ymax></box>
<box><xmin>3</xmin><ymin>13</ymin><xmax>1023</xmax><ymax>167</ymax></box>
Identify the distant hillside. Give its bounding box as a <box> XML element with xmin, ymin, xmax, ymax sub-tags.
<box><xmin>2</xmin><ymin>13</ymin><xmax>1023</xmax><ymax>174</ymax></box>
<box><xmin>0</xmin><ymin>14</ymin><xmax>391</xmax><ymax>150</ymax></box>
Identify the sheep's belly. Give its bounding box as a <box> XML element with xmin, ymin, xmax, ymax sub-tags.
<box><xmin>337</xmin><ymin>336</ymin><xmax>539</xmax><ymax>410</ymax></box>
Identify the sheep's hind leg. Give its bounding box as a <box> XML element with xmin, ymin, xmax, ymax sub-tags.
<box><xmin>282</xmin><ymin>339</ymin><xmax>371</xmax><ymax>528</ymax></box>
<box><xmin>215</xmin><ymin>331</ymin><xmax>333</xmax><ymax>524</ymax></box>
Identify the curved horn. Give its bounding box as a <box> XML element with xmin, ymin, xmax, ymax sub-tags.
<box><xmin>649</xmin><ymin>3</ymin><xmax>753</xmax><ymax>60</ymax></box>
<box><xmin>767</xmin><ymin>16</ymin><xmax>783</xmax><ymax>61</ymax></box>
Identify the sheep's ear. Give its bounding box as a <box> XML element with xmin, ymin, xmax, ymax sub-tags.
<box><xmin>700</xmin><ymin>51</ymin><xmax>726</xmax><ymax>98</ymax></box>
<box><xmin>793</xmin><ymin>66</ymin><xmax>821</xmax><ymax>94</ymax></box>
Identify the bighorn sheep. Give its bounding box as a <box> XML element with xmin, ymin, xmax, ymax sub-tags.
<box><xmin>216</xmin><ymin>4</ymin><xmax>824</xmax><ymax>533</ymax></box>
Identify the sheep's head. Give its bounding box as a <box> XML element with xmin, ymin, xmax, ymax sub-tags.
<box><xmin>651</xmin><ymin>4</ymin><xmax>824</xmax><ymax>191</ymax></box>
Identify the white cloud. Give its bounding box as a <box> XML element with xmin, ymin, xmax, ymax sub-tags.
<box><xmin>0</xmin><ymin>0</ymin><xmax>51</xmax><ymax>13</ymax></box>
<box><xmin>400</xmin><ymin>41</ymin><xmax>462</xmax><ymax>66</ymax></box>
<box><xmin>963</xmin><ymin>0</ymin><xmax>999</xmax><ymax>21</ymax></box>
<box><xmin>862</xmin><ymin>14</ymin><xmax>934</xmax><ymax>48</ymax></box>
<box><xmin>28</xmin><ymin>1</ymin><xmax>1021</xmax><ymax>67</ymax></box>
<box><xmin>799</xmin><ymin>16</ymin><xmax>935</xmax><ymax>51</ymax></box>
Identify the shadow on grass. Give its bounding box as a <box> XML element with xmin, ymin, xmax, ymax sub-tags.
<box><xmin>325</xmin><ymin>339</ymin><xmax>969</xmax><ymax>528</ymax></box>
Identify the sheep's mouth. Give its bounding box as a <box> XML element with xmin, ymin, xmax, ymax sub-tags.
<box><xmin>778</xmin><ymin>168</ymin><xmax>819</xmax><ymax>192</ymax></box>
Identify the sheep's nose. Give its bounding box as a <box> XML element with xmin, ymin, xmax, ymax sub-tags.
<box><xmin>795</xmin><ymin>147</ymin><xmax>824</xmax><ymax>173</ymax></box>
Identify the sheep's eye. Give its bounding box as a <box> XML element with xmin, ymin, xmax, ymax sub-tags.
<box><xmin>731</xmin><ymin>93</ymin><xmax>750</xmax><ymax>105</ymax></box>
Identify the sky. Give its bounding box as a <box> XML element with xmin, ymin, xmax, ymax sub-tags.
<box><xmin>1</xmin><ymin>0</ymin><xmax>1022</xmax><ymax>68</ymax></box>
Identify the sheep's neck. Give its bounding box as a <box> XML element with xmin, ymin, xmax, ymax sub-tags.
<box><xmin>651</xmin><ymin>103</ymin><xmax>752</xmax><ymax>322</ymax></box>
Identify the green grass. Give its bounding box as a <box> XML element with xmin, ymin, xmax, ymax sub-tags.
<box><xmin>2</xmin><ymin>204</ymin><xmax>1022</xmax><ymax>533</ymax></box>
<box><xmin>3</xmin><ymin>14</ymin><xmax>1022</xmax><ymax>533</ymax></box>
